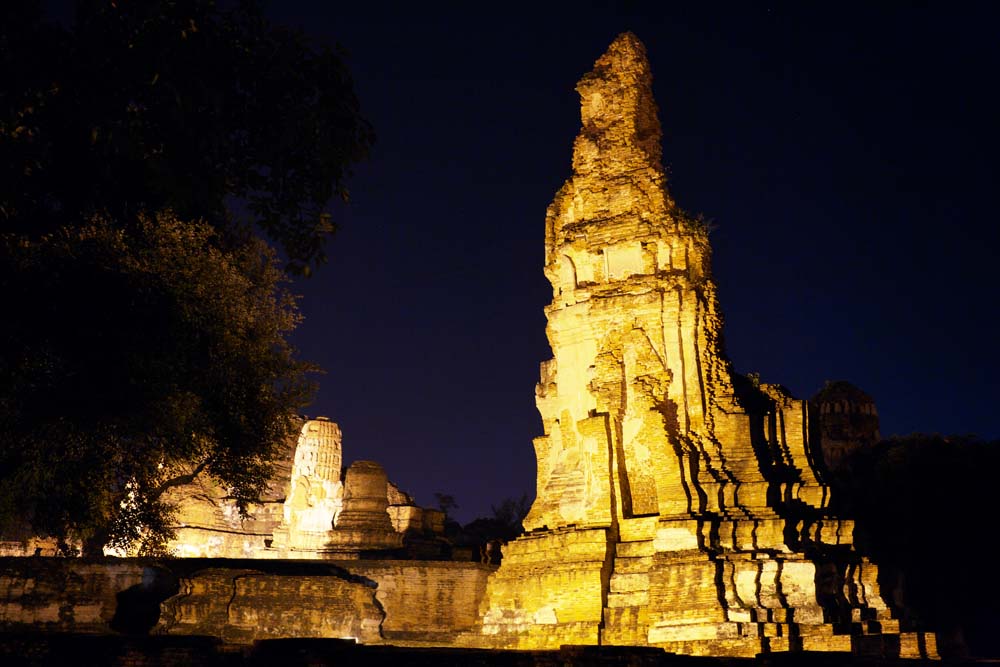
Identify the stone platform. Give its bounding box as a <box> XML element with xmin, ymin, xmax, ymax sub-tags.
<box><xmin>0</xmin><ymin>557</ymin><xmax>493</xmax><ymax>647</ymax></box>
<box><xmin>0</xmin><ymin>633</ymin><xmax>954</xmax><ymax>666</ymax></box>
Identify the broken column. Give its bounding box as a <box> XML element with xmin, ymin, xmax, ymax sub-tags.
<box><xmin>326</xmin><ymin>461</ymin><xmax>403</xmax><ymax>556</ymax></box>
<box><xmin>270</xmin><ymin>417</ymin><xmax>345</xmax><ymax>553</ymax></box>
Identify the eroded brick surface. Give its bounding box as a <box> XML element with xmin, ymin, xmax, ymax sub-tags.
<box><xmin>469</xmin><ymin>33</ymin><xmax>936</xmax><ymax>659</ymax></box>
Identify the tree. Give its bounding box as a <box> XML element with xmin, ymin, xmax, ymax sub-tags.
<box><xmin>433</xmin><ymin>493</ymin><xmax>459</xmax><ymax>519</ymax></box>
<box><xmin>489</xmin><ymin>493</ymin><xmax>531</xmax><ymax>537</ymax></box>
<box><xmin>0</xmin><ymin>213</ymin><xmax>315</xmax><ymax>554</ymax></box>
<box><xmin>1</xmin><ymin>0</ymin><xmax>374</xmax><ymax>275</ymax></box>
<box><xmin>834</xmin><ymin>434</ymin><xmax>1000</xmax><ymax>658</ymax></box>
<box><xmin>0</xmin><ymin>1</ymin><xmax>372</xmax><ymax>553</ymax></box>
<box><xmin>457</xmin><ymin>494</ymin><xmax>531</xmax><ymax>564</ymax></box>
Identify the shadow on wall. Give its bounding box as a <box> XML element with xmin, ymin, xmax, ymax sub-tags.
<box><xmin>110</xmin><ymin>566</ymin><xmax>179</xmax><ymax>635</ymax></box>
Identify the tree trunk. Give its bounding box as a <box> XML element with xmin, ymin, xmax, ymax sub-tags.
<box><xmin>81</xmin><ymin>529</ymin><xmax>109</xmax><ymax>559</ymax></box>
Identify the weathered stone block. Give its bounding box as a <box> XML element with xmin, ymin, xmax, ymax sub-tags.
<box><xmin>470</xmin><ymin>30</ymin><xmax>934</xmax><ymax>660</ymax></box>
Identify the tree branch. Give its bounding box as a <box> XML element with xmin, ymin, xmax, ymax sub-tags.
<box><xmin>151</xmin><ymin>458</ymin><xmax>210</xmax><ymax>499</ymax></box>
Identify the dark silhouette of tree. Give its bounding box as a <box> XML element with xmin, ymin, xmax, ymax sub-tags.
<box><xmin>0</xmin><ymin>214</ymin><xmax>315</xmax><ymax>554</ymax></box>
<box><xmin>433</xmin><ymin>493</ymin><xmax>459</xmax><ymax>519</ymax></box>
<box><xmin>489</xmin><ymin>493</ymin><xmax>531</xmax><ymax>537</ymax></box>
<box><xmin>0</xmin><ymin>1</ymin><xmax>372</xmax><ymax>554</ymax></box>
<box><xmin>1</xmin><ymin>0</ymin><xmax>373</xmax><ymax>275</ymax></box>
<box><xmin>833</xmin><ymin>434</ymin><xmax>1000</xmax><ymax>658</ymax></box>
<box><xmin>460</xmin><ymin>493</ymin><xmax>532</xmax><ymax>563</ymax></box>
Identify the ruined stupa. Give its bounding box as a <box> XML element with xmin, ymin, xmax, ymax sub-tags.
<box><xmin>810</xmin><ymin>381</ymin><xmax>881</xmax><ymax>472</ymax></box>
<box><xmin>472</xmin><ymin>33</ymin><xmax>935</xmax><ymax>658</ymax></box>
<box><xmin>162</xmin><ymin>417</ymin><xmax>445</xmax><ymax>559</ymax></box>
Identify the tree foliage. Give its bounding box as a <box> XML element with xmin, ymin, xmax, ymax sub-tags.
<box><xmin>1</xmin><ymin>0</ymin><xmax>373</xmax><ymax>274</ymax></box>
<box><xmin>489</xmin><ymin>493</ymin><xmax>531</xmax><ymax>537</ymax></box>
<box><xmin>834</xmin><ymin>434</ymin><xmax>1000</xmax><ymax>657</ymax></box>
<box><xmin>0</xmin><ymin>1</ymin><xmax>372</xmax><ymax>553</ymax></box>
<box><xmin>433</xmin><ymin>492</ymin><xmax>459</xmax><ymax>518</ymax></box>
<box><xmin>461</xmin><ymin>493</ymin><xmax>531</xmax><ymax>548</ymax></box>
<box><xmin>0</xmin><ymin>214</ymin><xmax>315</xmax><ymax>553</ymax></box>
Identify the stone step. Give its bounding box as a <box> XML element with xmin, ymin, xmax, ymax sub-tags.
<box><xmin>862</xmin><ymin>619</ymin><xmax>900</xmax><ymax>634</ymax></box>
<box><xmin>611</xmin><ymin>555</ymin><xmax>653</xmax><ymax>574</ymax></box>
<box><xmin>615</xmin><ymin>540</ymin><xmax>655</xmax><ymax>558</ymax></box>
<box><xmin>608</xmin><ymin>571</ymin><xmax>649</xmax><ymax>594</ymax></box>
<box><xmin>605</xmin><ymin>590</ymin><xmax>650</xmax><ymax>607</ymax></box>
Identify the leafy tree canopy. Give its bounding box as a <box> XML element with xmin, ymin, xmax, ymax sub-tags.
<box><xmin>433</xmin><ymin>492</ymin><xmax>459</xmax><ymax>518</ymax></box>
<box><xmin>461</xmin><ymin>493</ymin><xmax>531</xmax><ymax>545</ymax></box>
<box><xmin>2</xmin><ymin>0</ymin><xmax>373</xmax><ymax>274</ymax></box>
<box><xmin>0</xmin><ymin>214</ymin><xmax>316</xmax><ymax>554</ymax></box>
<box><xmin>0</xmin><ymin>0</ymin><xmax>372</xmax><ymax>553</ymax></box>
<box><xmin>834</xmin><ymin>434</ymin><xmax>1000</xmax><ymax>658</ymax></box>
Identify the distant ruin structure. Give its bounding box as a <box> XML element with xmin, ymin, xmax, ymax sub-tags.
<box><xmin>810</xmin><ymin>381</ymin><xmax>881</xmax><ymax>472</ymax></box>
<box><xmin>163</xmin><ymin>417</ymin><xmax>444</xmax><ymax>559</ymax></box>
<box><xmin>268</xmin><ymin>418</ymin><xmax>346</xmax><ymax>553</ymax></box>
<box><xmin>469</xmin><ymin>33</ymin><xmax>935</xmax><ymax>658</ymax></box>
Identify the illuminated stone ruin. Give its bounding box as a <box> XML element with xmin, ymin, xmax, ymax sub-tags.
<box><xmin>810</xmin><ymin>381</ymin><xmax>881</xmax><ymax>472</ymax></box>
<box><xmin>317</xmin><ymin>460</ymin><xmax>405</xmax><ymax>555</ymax></box>
<box><xmin>269</xmin><ymin>417</ymin><xmax>346</xmax><ymax>552</ymax></box>
<box><xmin>163</xmin><ymin>417</ymin><xmax>444</xmax><ymax>559</ymax></box>
<box><xmin>470</xmin><ymin>33</ymin><xmax>935</xmax><ymax>658</ymax></box>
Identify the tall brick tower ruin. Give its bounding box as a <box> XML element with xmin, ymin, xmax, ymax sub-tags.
<box><xmin>472</xmin><ymin>33</ymin><xmax>935</xmax><ymax>658</ymax></box>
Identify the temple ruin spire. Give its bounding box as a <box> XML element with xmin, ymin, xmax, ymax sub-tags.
<box><xmin>546</xmin><ymin>32</ymin><xmax>675</xmax><ymax>264</ymax></box>
<box><xmin>473</xmin><ymin>32</ymin><xmax>938</xmax><ymax>659</ymax></box>
<box><xmin>573</xmin><ymin>32</ymin><xmax>664</xmax><ymax>179</ymax></box>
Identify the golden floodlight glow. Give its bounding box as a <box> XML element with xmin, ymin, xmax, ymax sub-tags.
<box><xmin>465</xmin><ymin>32</ymin><xmax>938</xmax><ymax>659</ymax></box>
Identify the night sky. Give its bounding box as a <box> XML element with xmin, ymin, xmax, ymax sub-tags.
<box><xmin>253</xmin><ymin>3</ymin><xmax>1000</xmax><ymax>524</ymax></box>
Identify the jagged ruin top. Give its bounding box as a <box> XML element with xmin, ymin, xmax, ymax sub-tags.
<box><xmin>546</xmin><ymin>32</ymin><xmax>682</xmax><ymax>259</ymax></box>
<box><xmin>572</xmin><ymin>32</ymin><xmax>666</xmax><ymax>184</ymax></box>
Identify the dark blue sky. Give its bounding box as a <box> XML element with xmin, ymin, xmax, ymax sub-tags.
<box><xmin>259</xmin><ymin>2</ymin><xmax>1000</xmax><ymax>523</ymax></box>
